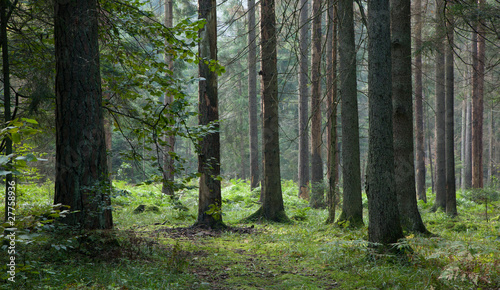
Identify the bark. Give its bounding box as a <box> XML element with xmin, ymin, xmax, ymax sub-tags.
<box><xmin>196</xmin><ymin>0</ymin><xmax>224</xmax><ymax>228</ymax></box>
<box><xmin>54</xmin><ymin>0</ymin><xmax>112</xmax><ymax>229</ymax></box>
<box><xmin>367</xmin><ymin>0</ymin><xmax>404</xmax><ymax>245</ymax></box>
<box><xmin>445</xmin><ymin>8</ymin><xmax>456</xmax><ymax>216</ymax></box>
<box><xmin>461</xmin><ymin>100</ymin><xmax>466</xmax><ymax>192</ymax></box>
<box><xmin>248</xmin><ymin>0</ymin><xmax>259</xmax><ymax>190</ymax></box>
<box><xmin>487</xmin><ymin>107</ymin><xmax>493</xmax><ymax>186</ymax></box>
<box><xmin>298</xmin><ymin>0</ymin><xmax>310</xmax><ymax>198</ymax></box>
<box><xmin>1</xmin><ymin>0</ymin><xmax>13</xmax><ymax>222</ymax></box>
<box><xmin>310</xmin><ymin>0</ymin><xmax>323</xmax><ymax>208</ymax></box>
<box><xmin>472</xmin><ymin>0</ymin><xmax>485</xmax><ymax>189</ymax></box>
<box><xmin>414</xmin><ymin>0</ymin><xmax>426</xmax><ymax>202</ymax></box>
<box><xmin>239</xmin><ymin>81</ymin><xmax>247</xmax><ymax>179</ymax></box>
<box><xmin>325</xmin><ymin>0</ymin><xmax>338</xmax><ymax>224</ymax></box>
<box><xmin>245</xmin><ymin>0</ymin><xmax>288</xmax><ymax>222</ymax></box>
<box><xmin>465</xmin><ymin>99</ymin><xmax>472</xmax><ymax>188</ymax></box>
<box><xmin>434</xmin><ymin>0</ymin><xmax>446</xmax><ymax>210</ymax></box>
<box><xmin>337</xmin><ymin>0</ymin><xmax>363</xmax><ymax>227</ymax></box>
<box><xmin>162</xmin><ymin>0</ymin><xmax>176</xmax><ymax>196</ymax></box>
<box><xmin>391</xmin><ymin>0</ymin><xmax>428</xmax><ymax>233</ymax></box>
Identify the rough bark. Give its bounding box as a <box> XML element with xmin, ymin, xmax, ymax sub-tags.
<box><xmin>54</xmin><ymin>0</ymin><xmax>112</xmax><ymax>229</ymax></box>
<box><xmin>445</xmin><ymin>7</ymin><xmax>456</xmax><ymax>216</ymax></box>
<box><xmin>336</xmin><ymin>0</ymin><xmax>363</xmax><ymax>227</ymax></box>
<box><xmin>367</xmin><ymin>0</ymin><xmax>404</xmax><ymax>245</ymax></box>
<box><xmin>325</xmin><ymin>0</ymin><xmax>338</xmax><ymax>224</ymax></box>
<box><xmin>310</xmin><ymin>0</ymin><xmax>323</xmax><ymax>208</ymax></box>
<box><xmin>391</xmin><ymin>0</ymin><xmax>428</xmax><ymax>233</ymax></box>
<box><xmin>434</xmin><ymin>0</ymin><xmax>446</xmax><ymax>210</ymax></box>
<box><xmin>196</xmin><ymin>0</ymin><xmax>224</xmax><ymax>228</ymax></box>
<box><xmin>248</xmin><ymin>0</ymin><xmax>260</xmax><ymax>190</ymax></box>
<box><xmin>414</xmin><ymin>0</ymin><xmax>426</xmax><ymax>202</ymax></box>
<box><xmin>298</xmin><ymin>0</ymin><xmax>310</xmax><ymax>198</ymax></box>
<box><xmin>162</xmin><ymin>0</ymin><xmax>176</xmax><ymax>196</ymax></box>
<box><xmin>472</xmin><ymin>0</ymin><xmax>485</xmax><ymax>189</ymax></box>
<box><xmin>244</xmin><ymin>0</ymin><xmax>288</xmax><ymax>223</ymax></box>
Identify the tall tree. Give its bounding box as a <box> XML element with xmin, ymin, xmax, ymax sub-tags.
<box><xmin>310</xmin><ymin>0</ymin><xmax>323</xmax><ymax>208</ymax></box>
<box><xmin>1</xmin><ymin>0</ymin><xmax>13</xmax><ymax>222</ymax></box>
<box><xmin>54</xmin><ymin>0</ymin><xmax>112</xmax><ymax>229</ymax></box>
<box><xmin>336</xmin><ymin>0</ymin><xmax>363</xmax><ymax>227</ymax></box>
<box><xmin>196</xmin><ymin>0</ymin><xmax>224</xmax><ymax>228</ymax></box>
<box><xmin>445</xmin><ymin>3</ymin><xmax>457</xmax><ymax>216</ymax></box>
<box><xmin>162</xmin><ymin>0</ymin><xmax>176</xmax><ymax>196</ymax></box>
<box><xmin>464</xmin><ymin>98</ymin><xmax>472</xmax><ymax>188</ymax></box>
<box><xmin>325</xmin><ymin>0</ymin><xmax>338</xmax><ymax>223</ymax></box>
<box><xmin>245</xmin><ymin>0</ymin><xmax>288</xmax><ymax>222</ymax></box>
<box><xmin>472</xmin><ymin>0</ymin><xmax>485</xmax><ymax>189</ymax></box>
<box><xmin>298</xmin><ymin>0</ymin><xmax>309</xmax><ymax>198</ymax></box>
<box><xmin>414</xmin><ymin>0</ymin><xmax>426</xmax><ymax>202</ymax></box>
<box><xmin>366</xmin><ymin>0</ymin><xmax>404</xmax><ymax>246</ymax></box>
<box><xmin>391</xmin><ymin>0</ymin><xmax>428</xmax><ymax>233</ymax></box>
<box><xmin>248</xmin><ymin>0</ymin><xmax>259</xmax><ymax>190</ymax></box>
<box><xmin>434</xmin><ymin>0</ymin><xmax>446</xmax><ymax>210</ymax></box>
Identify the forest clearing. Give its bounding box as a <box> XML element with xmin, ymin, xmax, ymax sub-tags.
<box><xmin>1</xmin><ymin>179</ymin><xmax>499</xmax><ymax>289</ymax></box>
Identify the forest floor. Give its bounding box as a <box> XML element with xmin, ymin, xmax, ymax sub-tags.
<box><xmin>1</xmin><ymin>179</ymin><xmax>500</xmax><ymax>289</ymax></box>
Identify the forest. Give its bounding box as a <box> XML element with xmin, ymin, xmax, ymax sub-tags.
<box><xmin>0</xmin><ymin>0</ymin><xmax>499</xmax><ymax>288</ymax></box>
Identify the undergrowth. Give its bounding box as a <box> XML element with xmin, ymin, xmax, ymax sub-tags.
<box><xmin>0</xmin><ymin>179</ymin><xmax>499</xmax><ymax>289</ymax></box>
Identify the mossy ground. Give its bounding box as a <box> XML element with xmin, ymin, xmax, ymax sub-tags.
<box><xmin>1</xmin><ymin>179</ymin><xmax>499</xmax><ymax>289</ymax></box>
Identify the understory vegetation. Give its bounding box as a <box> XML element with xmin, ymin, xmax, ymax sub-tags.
<box><xmin>1</xmin><ymin>179</ymin><xmax>499</xmax><ymax>289</ymax></box>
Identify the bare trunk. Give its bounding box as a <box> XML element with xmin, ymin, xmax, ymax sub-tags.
<box><xmin>337</xmin><ymin>0</ymin><xmax>363</xmax><ymax>227</ymax></box>
<box><xmin>461</xmin><ymin>100</ymin><xmax>466</xmax><ymax>192</ymax></box>
<box><xmin>487</xmin><ymin>107</ymin><xmax>493</xmax><ymax>186</ymax></box>
<box><xmin>248</xmin><ymin>0</ymin><xmax>259</xmax><ymax>190</ymax></box>
<box><xmin>445</xmin><ymin>8</ymin><xmax>456</xmax><ymax>216</ymax></box>
<box><xmin>465</xmin><ymin>98</ymin><xmax>472</xmax><ymax>188</ymax></box>
<box><xmin>298</xmin><ymin>0</ymin><xmax>310</xmax><ymax>198</ymax></box>
<box><xmin>367</xmin><ymin>0</ymin><xmax>404</xmax><ymax>245</ymax></box>
<box><xmin>391</xmin><ymin>0</ymin><xmax>428</xmax><ymax>233</ymax></box>
<box><xmin>434</xmin><ymin>0</ymin><xmax>446</xmax><ymax>210</ymax></box>
<box><xmin>54</xmin><ymin>0</ymin><xmax>112</xmax><ymax>229</ymax></box>
<box><xmin>310</xmin><ymin>0</ymin><xmax>323</xmax><ymax>208</ymax></box>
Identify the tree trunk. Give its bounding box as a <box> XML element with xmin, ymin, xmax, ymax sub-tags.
<box><xmin>465</xmin><ymin>98</ymin><xmax>472</xmax><ymax>188</ymax></box>
<box><xmin>434</xmin><ymin>0</ymin><xmax>446</xmax><ymax>210</ymax></box>
<box><xmin>162</xmin><ymin>0</ymin><xmax>176</xmax><ymax>196</ymax></box>
<box><xmin>337</xmin><ymin>0</ymin><xmax>363</xmax><ymax>227</ymax></box>
<box><xmin>1</xmin><ymin>0</ymin><xmax>13</xmax><ymax>222</ymax></box>
<box><xmin>310</xmin><ymin>0</ymin><xmax>323</xmax><ymax>208</ymax></box>
<box><xmin>245</xmin><ymin>0</ymin><xmax>288</xmax><ymax>222</ymax></box>
<box><xmin>472</xmin><ymin>0</ymin><xmax>485</xmax><ymax>189</ymax></box>
<box><xmin>54</xmin><ymin>0</ymin><xmax>112</xmax><ymax>229</ymax></box>
<box><xmin>196</xmin><ymin>0</ymin><xmax>224</xmax><ymax>228</ymax></box>
<box><xmin>487</xmin><ymin>106</ymin><xmax>493</xmax><ymax>186</ymax></box>
<box><xmin>414</xmin><ymin>0</ymin><xmax>426</xmax><ymax>202</ymax></box>
<box><xmin>461</xmin><ymin>99</ymin><xmax>466</xmax><ymax>192</ymax></box>
<box><xmin>445</xmin><ymin>7</ymin><xmax>456</xmax><ymax>216</ymax></box>
<box><xmin>298</xmin><ymin>0</ymin><xmax>310</xmax><ymax>198</ymax></box>
<box><xmin>391</xmin><ymin>0</ymin><xmax>428</xmax><ymax>233</ymax></box>
<box><xmin>367</xmin><ymin>0</ymin><xmax>404</xmax><ymax>245</ymax></box>
<box><xmin>325</xmin><ymin>0</ymin><xmax>338</xmax><ymax>224</ymax></box>
<box><xmin>248</xmin><ymin>0</ymin><xmax>260</xmax><ymax>190</ymax></box>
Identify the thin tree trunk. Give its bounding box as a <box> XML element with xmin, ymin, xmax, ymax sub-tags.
<box><xmin>248</xmin><ymin>0</ymin><xmax>259</xmax><ymax>190</ymax></box>
<box><xmin>434</xmin><ymin>0</ymin><xmax>446</xmax><ymax>210</ymax></box>
<box><xmin>298</xmin><ymin>0</ymin><xmax>310</xmax><ymax>198</ymax></box>
<box><xmin>414</xmin><ymin>0</ymin><xmax>426</xmax><ymax>202</ymax></box>
<box><xmin>445</xmin><ymin>6</ymin><xmax>456</xmax><ymax>216</ymax></box>
<box><xmin>337</xmin><ymin>0</ymin><xmax>363</xmax><ymax>227</ymax></box>
<box><xmin>162</xmin><ymin>0</ymin><xmax>176</xmax><ymax>196</ymax></box>
<box><xmin>367</xmin><ymin>0</ymin><xmax>404</xmax><ymax>245</ymax></box>
<box><xmin>310</xmin><ymin>0</ymin><xmax>324</xmax><ymax>208</ymax></box>
<box><xmin>391</xmin><ymin>0</ymin><xmax>428</xmax><ymax>233</ymax></box>
<box><xmin>196</xmin><ymin>0</ymin><xmax>224</xmax><ymax>228</ymax></box>
<box><xmin>487</xmin><ymin>107</ymin><xmax>493</xmax><ymax>186</ymax></box>
<box><xmin>465</xmin><ymin>98</ymin><xmax>472</xmax><ymax>188</ymax></box>
<box><xmin>461</xmin><ymin>99</ymin><xmax>466</xmax><ymax>192</ymax></box>
<box><xmin>325</xmin><ymin>0</ymin><xmax>338</xmax><ymax>223</ymax></box>
<box><xmin>54</xmin><ymin>0</ymin><xmax>112</xmax><ymax>229</ymax></box>
<box><xmin>472</xmin><ymin>0</ymin><xmax>485</xmax><ymax>189</ymax></box>
<box><xmin>1</xmin><ymin>0</ymin><xmax>13</xmax><ymax>222</ymax></box>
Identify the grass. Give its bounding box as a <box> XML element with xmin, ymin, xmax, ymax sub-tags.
<box><xmin>1</xmin><ymin>178</ymin><xmax>499</xmax><ymax>289</ymax></box>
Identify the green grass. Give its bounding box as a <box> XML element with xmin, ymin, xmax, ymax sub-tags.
<box><xmin>1</xmin><ymin>179</ymin><xmax>499</xmax><ymax>289</ymax></box>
